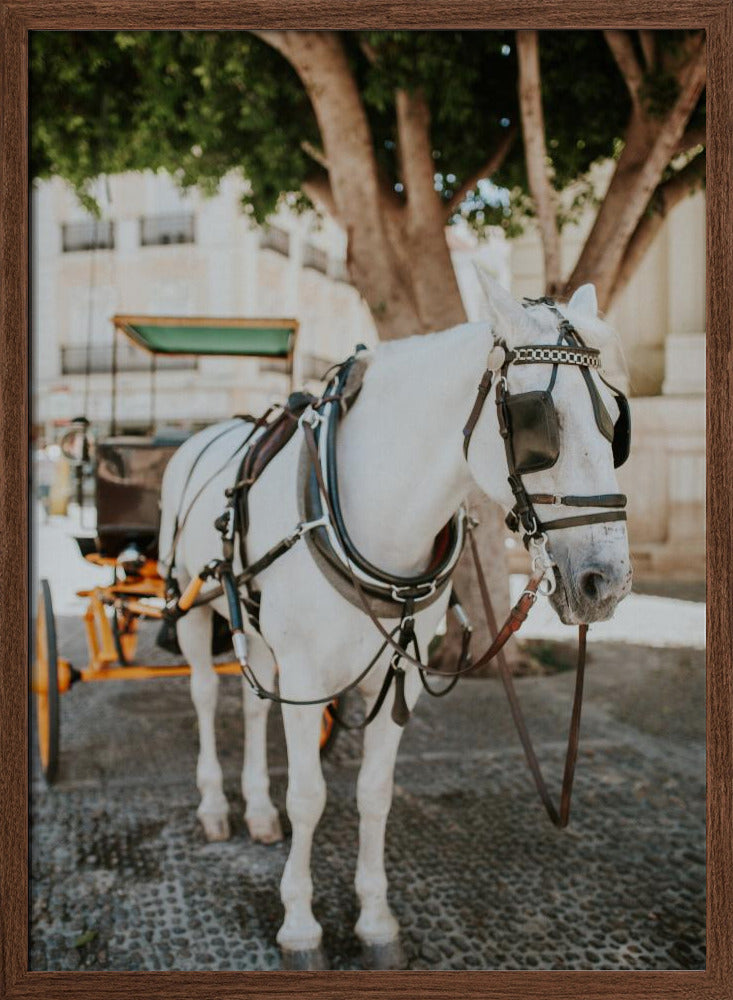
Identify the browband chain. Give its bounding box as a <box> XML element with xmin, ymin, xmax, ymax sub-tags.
<box><xmin>508</xmin><ymin>345</ymin><xmax>601</xmax><ymax>368</ymax></box>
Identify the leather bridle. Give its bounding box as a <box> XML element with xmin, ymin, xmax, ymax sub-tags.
<box><xmin>462</xmin><ymin>302</ymin><xmax>629</xmax><ymax>591</ymax></box>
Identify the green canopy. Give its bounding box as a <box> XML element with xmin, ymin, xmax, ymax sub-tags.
<box><xmin>113</xmin><ymin>315</ymin><xmax>297</xmax><ymax>359</ymax></box>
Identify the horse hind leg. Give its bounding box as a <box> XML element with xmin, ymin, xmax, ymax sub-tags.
<box><xmin>177</xmin><ymin>605</ymin><xmax>230</xmax><ymax>842</ymax></box>
<box><xmin>241</xmin><ymin>633</ymin><xmax>283</xmax><ymax>844</ymax></box>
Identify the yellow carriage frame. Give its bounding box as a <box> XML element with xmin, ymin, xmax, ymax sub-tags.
<box><xmin>32</xmin><ymin>314</ymin><xmax>338</xmax><ymax>785</ymax></box>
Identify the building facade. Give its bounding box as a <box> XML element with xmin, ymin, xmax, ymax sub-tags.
<box><xmin>32</xmin><ymin>171</ymin><xmax>377</xmax><ymax>437</ymax></box>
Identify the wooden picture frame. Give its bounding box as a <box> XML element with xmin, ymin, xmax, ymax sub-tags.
<box><xmin>1</xmin><ymin>2</ymin><xmax>729</xmax><ymax>997</ymax></box>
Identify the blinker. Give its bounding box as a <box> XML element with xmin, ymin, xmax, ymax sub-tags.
<box><xmin>503</xmin><ymin>390</ymin><xmax>560</xmax><ymax>474</ymax></box>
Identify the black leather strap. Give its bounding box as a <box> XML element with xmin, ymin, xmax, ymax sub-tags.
<box><xmin>539</xmin><ymin>510</ymin><xmax>627</xmax><ymax>531</ymax></box>
<box><xmin>529</xmin><ymin>493</ymin><xmax>627</xmax><ymax>508</ymax></box>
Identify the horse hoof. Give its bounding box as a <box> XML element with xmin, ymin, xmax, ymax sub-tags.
<box><xmin>362</xmin><ymin>938</ymin><xmax>408</xmax><ymax>970</ymax></box>
<box><xmin>199</xmin><ymin>812</ymin><xmax>231</xmax><ymax>842</ymax></box>
<box><xmin>246</xmin><ymin>811</ymin><xmax>284</xmax><ymax>844</ymax></box>
<box><xmin>281</xmin><ymin>946</ymin><xmax>327</xmax><ymax>971</ymax></box>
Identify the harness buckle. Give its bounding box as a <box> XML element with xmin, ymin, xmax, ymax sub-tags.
<box><xmin>391</xmin><ymin>581</ymin><xmax>436</xmax><ymax>603</ymax></box>
<box><xmin>298</xmin><ymin>407</ymin><xmax>324</xmax><ymax>431</ymax></box>
<box><xmin>295</xmin><ymin>514</ymin><xmax>330</xmax><ymax>537</ymax></box>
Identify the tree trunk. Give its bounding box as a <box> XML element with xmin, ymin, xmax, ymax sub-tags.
<box><xmin>256</xmin><ymin>30</ymin><xmax>517</xmax><ymax>665</ymax></box>
<box><xmin>516</xmin><ymin>30</ymin><xmax>562</xmax><ymax>295</ymax></box>
<box><xmin>395</xmin><ymin>88</ymin><xmax>467</xmax><ymax>332</ymax></box>
<box><xmin>564</xmin><ymin>34</ymin><xmax>706</xmax><ymax>308</ymax></box>
<box><xmin>256</xmin><ymin>30</ymin><xmax>422</xmax><ymax>340</ymax></box>
<box><xmin>610</xmin><ymin>152</ymin><xmax>705</xmax><ymax>302</ymax></box>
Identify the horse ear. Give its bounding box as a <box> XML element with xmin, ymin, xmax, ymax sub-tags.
<box><xmin>473</xmin><ymin>264</ymin><xmax>530</xmax><ymax>341</ymax></box>
<box><xmin>568</xmin><ymin>283</ymin><xmax>598</xmax><ymax>319</ymax></box>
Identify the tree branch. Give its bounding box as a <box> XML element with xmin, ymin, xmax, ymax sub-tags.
<box><xmin>359</xmin><ymin>37</ymin><xmax>378</xmax><ymax>65</ymax></box>
<box><xmin>611</xmin><ymin>151</ymin><xmax>705</xmax><ymax>303</ymax></box>
<box><xmin>674</xmin><ymin>126</ymin><xmax>706</xmax><ymax>155</ymax></box>
<box><xmin>566</xmin><ymin>35</ymin><xmax>706</xmax><ymax>308</ymax></box>
<box><xmin>444</xmin><ymin>125</ymin><xmax>517</xmax><ymax>216</ymax></box>
<box><xmin>604</xmin><ymin>30</ymin><xmax>644</xmax><ymax>107</ymax></box>
<box><xmin>300</xmin><ymin>139</ymin><xmax>329</xmax><ymax>170</ymax></box>
<box><xmin>516</xmin><ymin>30</ymin><xmax>562</xmax><ymax>295</ymax></box>
<box><xmin>301</xmin><ymin>171</ymin><xmax>339</xmax><ymax>219</ymax></box>
<box><xmin>638</xmin><ymin>30</ymin><xmax>656</xmax><ymax>69</ymax></box>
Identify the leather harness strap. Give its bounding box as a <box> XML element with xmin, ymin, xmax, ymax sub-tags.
<box><xmin>302</xmin><ymin>420</ymin><xmax>587</xmax><ymax>827</ymax></box>
<box><xmin>462</xmin><ymin>369</ymin><xmax>494</xmax><ymax>458</ymax></box>
<box><xmin>467</xmin><ymin>529</ymin><xmax>586</xmax><ymax>829</ymax></box>
<box><xmin>529</xmin><ymin>493</ymin><xmax>627</xmax><ymax>507</ymax></box>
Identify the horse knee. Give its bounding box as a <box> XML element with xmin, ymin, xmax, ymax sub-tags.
<box><xmin>286</xmin><ymin>776</ymin><xmax>326</xmax><ymax>827</ymax></box>
<box><xmin>357</xmin><ymin>768</ymin><xmax>393</xmax><ymax>819</ymax></box>
<box><xmin>190</xmin><ymin>666</ymin><xmax>219</xmax><ymax>710</ymax></box>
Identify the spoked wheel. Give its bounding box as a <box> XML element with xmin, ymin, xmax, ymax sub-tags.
<box><xmin>33</xmin><ymin>579</ymin><xmax>60</xmax><ymax>784</ymax></box>
<box><xmin>112</xmin><ymin>605</ymin><xmax>139</xmax><ymax>665</ymax></box>
<box><xmin>319</xmin><ymin>699</ymin><xmax>340</xmax><ymax>755</ymax></box>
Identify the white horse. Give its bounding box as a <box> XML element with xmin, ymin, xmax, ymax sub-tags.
<box><xmin>158</xmin><ymin>277</ymin><xmax>632</xmax><ymax>969</ymax></box>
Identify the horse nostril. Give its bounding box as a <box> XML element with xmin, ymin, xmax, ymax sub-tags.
<box><xmin>580</xmin><ymin>570</ymin><xmax>606</xmax><ymax>601</ymax></box>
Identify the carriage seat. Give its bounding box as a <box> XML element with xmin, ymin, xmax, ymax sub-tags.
<box><xmin>95</xmin><ymin>431</ymin><xmax>189</xmax><ymax>559</ymax></box>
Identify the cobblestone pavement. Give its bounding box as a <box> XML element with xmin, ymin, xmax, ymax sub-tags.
<box><xmin>30</xmin><ymin>616</ymin><xmax>705</xmax><ymax>972</ymax></box>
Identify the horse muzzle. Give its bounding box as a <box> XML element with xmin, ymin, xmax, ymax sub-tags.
<box><xmin>550</xmin><ymin>560</ymin><xmax>632</xmax><ymax>624</ymax></box>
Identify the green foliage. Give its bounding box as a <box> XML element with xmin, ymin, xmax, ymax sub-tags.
<box><xmin>29</xmin><ymin>30</ymin><xmax>704</xmax><ymax>237</ymax></box>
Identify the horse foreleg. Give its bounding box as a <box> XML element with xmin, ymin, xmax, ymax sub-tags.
<box><xmin>241</xmin><ymin>634</ymin><xmax>283</xmax><ymax>843</ymax></box>
<box><xmin>354</xmin><ymin>667</ymin><xmax>421</xmax><ymax>969</ymax></box>
<box><xmin>177</xmin><ymin>607</ymin><xmax>230</xmax><ymax>842</ymax></box>
<box><xmin>277</xmin><ymin>701</ymin><xmax>327</xmax><ymax>969</ymax></box>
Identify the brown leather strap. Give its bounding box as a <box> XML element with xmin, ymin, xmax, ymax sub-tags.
<box><xmin>467</xmin><ymin>529</ymin><xmax>586</xmax><ymax>828</ymax></box>
<box><xmin>462</xmin><ymin>369</ymin><xmax>493</xmax><ymax>458</ymax></box>
<box><xmin>529</xmin><ymin>493</ymin><xmax>627</xmax><ymax>508</ymax></box>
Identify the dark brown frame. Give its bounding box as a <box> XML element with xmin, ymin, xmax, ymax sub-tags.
<box><xmin>1</xmin><ymin>3</ymin><xmax>729</xmax><ymax>998</ymax></box>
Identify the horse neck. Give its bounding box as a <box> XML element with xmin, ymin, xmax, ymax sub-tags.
<box><xmin>335</xmin><ymin>324</ymin><xmax>491</xmax><ymax>576</ymax></box>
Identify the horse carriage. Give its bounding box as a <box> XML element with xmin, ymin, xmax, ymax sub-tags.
<box><xmin>32</xmin><ymin>315</ymin><xmax>339</xmax><ymax>784</ymax></box>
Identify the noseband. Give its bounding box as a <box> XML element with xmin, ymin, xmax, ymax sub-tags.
<box><xmin>462</xmin><ymin>299</ymin><xmax>629</xmax><ymax>580</ymax></box>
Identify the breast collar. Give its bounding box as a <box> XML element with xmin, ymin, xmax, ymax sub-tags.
<box><xmin>300</xmin><ymin>352</ymin><xmax>466</xmax><ymax>615</ymax></box>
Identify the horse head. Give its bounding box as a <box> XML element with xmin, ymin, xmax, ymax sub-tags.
<box><xmin>469</xmin><ymin>272</ymin><xmax>632</xmax><ymax>625</ymax></box>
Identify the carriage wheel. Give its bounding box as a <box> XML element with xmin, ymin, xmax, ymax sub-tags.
<box><xmin>33</xmin><ymin>579</ymin><xmax>60</xmax><ymax>784</ymax></box>
<box><xmin>319</xmin><ymin>700</ymin><xmax>340</xmax><ymax>755</ymax></box>
<box><xmin>112</xmin><ymin>605</ymin><xmax>139</xmax><ymax>665</ymax></box>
